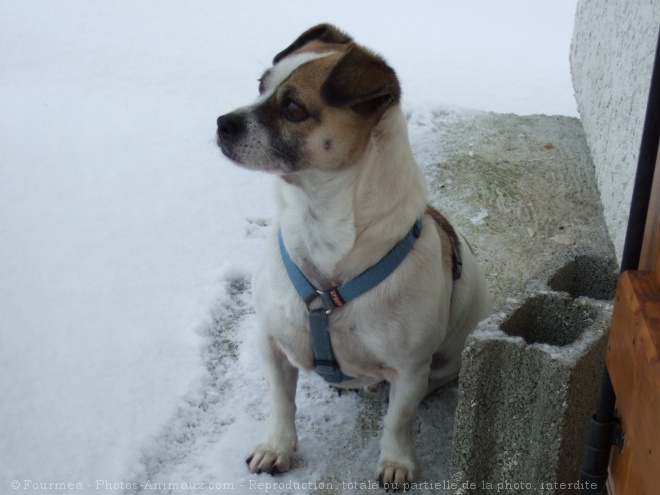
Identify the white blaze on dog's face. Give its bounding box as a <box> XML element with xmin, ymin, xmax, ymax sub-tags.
<box><xmin>216</xmin><ymin>24</ymin><xmax>401</xmax><ymax>175</ymax></box>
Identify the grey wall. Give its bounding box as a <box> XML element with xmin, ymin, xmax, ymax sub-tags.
<box><xmin>570</xmin><ymin>0</ymin><xmax>660</xmax><ymax>263</ymax></box>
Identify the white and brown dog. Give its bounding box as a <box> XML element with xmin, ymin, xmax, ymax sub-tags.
<box><xmin>216</xmin><ymin>24</ymin><xmax>491</xmax><ymax>488</ymax></box>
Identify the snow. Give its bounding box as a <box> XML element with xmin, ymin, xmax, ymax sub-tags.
<box><xmin>469</xmin><ymin>209</ymin><xmax>489</xmax><ymax>225</ymax></box>
<box><xmin>0</xmin><ymin>1</ymin><xmax>577</xmax><ymax>493</ymax></box>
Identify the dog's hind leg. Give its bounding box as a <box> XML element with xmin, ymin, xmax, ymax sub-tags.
<box><xmin>425</xmin><ymin>352</ymin><xmax>461</xmax><ymax>397</ymax></box>
<box><xmin>246</xmin><ymin>335</ymin><xmax>298</xmax><ymax>475</ymax></box>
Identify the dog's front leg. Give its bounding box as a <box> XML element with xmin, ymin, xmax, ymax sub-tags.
<box><xmin>247</xmin><ymin>335</ymin><xmax>298</xmax><ymax>474</ymax></box>
<box><xmin>376</xmin><ymin>367</ymin><xmax>428</xmax><ymax>490</ymax></box>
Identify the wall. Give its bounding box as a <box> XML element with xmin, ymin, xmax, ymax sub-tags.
<box><xmin>570</xmin><ymin>0</ymin><xmax>660</xmax><ymax>263</ymax></box>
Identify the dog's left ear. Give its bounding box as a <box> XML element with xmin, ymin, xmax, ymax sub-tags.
<box><xmin>273</xmin><ymin>24</ymin><xmax>353</xmax><ymax>64</ymax></box>
<box><xmin>321</xmin><ymin>46</ymin><xmax>401</xmax><ymax>117</ymax></box>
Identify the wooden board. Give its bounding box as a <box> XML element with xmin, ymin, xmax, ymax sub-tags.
<box><xmin>639</xmin><ymin>150</ymin><xmax>660</xmax><ymax>281</ymax></box>
<box><xmin>607</xmin><ymin>270</ymin><xmax>660</xmax><ymax>495</ymax></box>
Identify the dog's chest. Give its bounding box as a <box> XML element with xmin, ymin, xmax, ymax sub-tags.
<box><xmin>256</xmin><ymin>265</ymin><xmax>386</xmax><ymax>379</ymax></box>
<box><xmin>284</xmin><ymin>302</ymin><xmax>383</xmax><ymax>374</ymax></box>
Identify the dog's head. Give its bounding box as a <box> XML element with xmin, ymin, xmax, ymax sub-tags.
<box><xmin>216</xmin><ymin>24</ymin><xmax>401</xmax><ymax>175</ymax></box>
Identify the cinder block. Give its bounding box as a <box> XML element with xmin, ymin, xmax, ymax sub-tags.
<box><xmin>451</xmin><ymin>248</ymin><xmax>616</xmax><ymax>494</ymax></box>
<box><xmin>526</xmin><ymin>246</ymin><xmax>619</xmax><ymax>301</ymax></box>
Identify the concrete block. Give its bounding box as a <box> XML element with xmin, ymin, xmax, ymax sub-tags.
<box><xmin>451</xmin><ymin>248</ymin><xmax>617</xmax><ymax>494</ymax></box>
<box><xmin>526</xmin><ymin>246</ymin><xmax>619</xmax><ymax>301</ymax></box>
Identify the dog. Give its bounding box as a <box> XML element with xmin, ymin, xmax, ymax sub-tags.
<box><xmin>216</xmin><ymin>24</ymin><xmax>491</xmax><ymax>488</ymax></box>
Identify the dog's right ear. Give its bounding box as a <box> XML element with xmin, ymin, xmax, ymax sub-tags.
<box><xmin>320</xmin><ymin>45</ymin><xmax>401</xmax><ymax>117</ymax></box>
<box><xmin>273</xmin><ymin>24</ymin><xmax>353</xmax><ymax>64</ymax></box>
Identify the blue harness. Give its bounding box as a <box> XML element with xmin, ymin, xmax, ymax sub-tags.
<box><xmin>278</xmin><ymin>218</ymin><xmax>426</xmax><ymax>384</ymax></box>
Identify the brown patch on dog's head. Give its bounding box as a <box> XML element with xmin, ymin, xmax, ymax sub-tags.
<box><xmin>275</xmin><ymin>24</ymin><xmax>400</xmax><ymax>119</ymax></box>
<box><xmin>261</xmin><ymin>52</ymin><xmax>377</xmax><ymax>170</ymax></box>
<box><xmin>321</xmin><ymin>45</ymin><xmax>400</xmax><ymax>117</ymax></box>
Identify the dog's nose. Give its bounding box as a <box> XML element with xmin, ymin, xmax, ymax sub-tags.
<box><xmin>217</xmin><ymin>113</ymin><xmax>245</xmax><ymax>139</ymax></box>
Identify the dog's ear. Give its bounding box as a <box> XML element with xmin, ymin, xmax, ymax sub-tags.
<box><xmin>273</xmin><ymin>24</ymin><xmax>352</xmax><ymax>64</ymax></box>
<box><xmin>321</xmin><ymin>45</ymin><xmax>401</xmax><ymax>116</ymax></box>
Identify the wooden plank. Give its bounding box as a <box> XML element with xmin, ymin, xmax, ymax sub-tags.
<box><xmin>639</xmin><ymin>149</ymin><xmax>660</xmax><ymax>283</ymax></box>
<box><xmin>609</xmin><ymin>423</ymin><xmax>643</xmax><ymax>495</ymax></box>
<box><xmin>606</xmin><ymin>270</ymin><xmax>660</xmax><ymax>495</ymax></box>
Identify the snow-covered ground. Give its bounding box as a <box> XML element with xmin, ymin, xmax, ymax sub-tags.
<box><xmin>1</xmin><ymin>1</ymin><xmax>577</xmax><ymax>493</ymax></box>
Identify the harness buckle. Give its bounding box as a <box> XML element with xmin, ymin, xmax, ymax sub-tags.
<box><xmin>313</xmin><ymin>359</ymin><xmax>347</xmax><ymax>384</ymax></box>
<box><xmin>304</xmin><ymin>290</ymin><xmax>335</xmax><ymax>315</ymax></box>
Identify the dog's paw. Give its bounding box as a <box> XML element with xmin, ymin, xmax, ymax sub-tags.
<box><xmin>246</xmin><ymin>443</ymin><xmax>293</xmax><ymax>475</ymax></box>
<box><xmin>376</xmin><ymin>460</ymin><xmax>415</xmax><ymax>492</ymax></box>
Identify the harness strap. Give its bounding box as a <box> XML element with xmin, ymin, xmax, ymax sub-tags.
<box><xmin>278</xmin><ymin>218</ymin><xmax>424</xmax><ymax>384</ymax></box>
<box><xmin>308</xmin><ymin>309</ymin><xmax>353</xmax><ymax>383</ymax></box>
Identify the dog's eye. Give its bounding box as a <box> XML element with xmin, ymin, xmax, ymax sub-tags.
<box><xmin>282</xmin><ymin>99</ymin><xmax>308</xmax><ymax>122</ymax></box>
<box><xmin>258</xmin><ymin>78</ymin><xmax>266</xmax><ymax>95</ymax></box>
